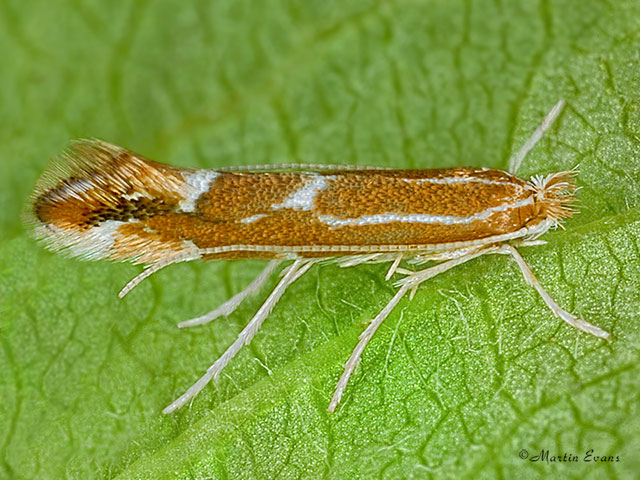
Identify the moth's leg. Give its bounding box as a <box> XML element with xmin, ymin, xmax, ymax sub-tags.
<box><xmin>385</xmin><ymin>254</ymin><xmax>404</xmax><ymax>280</ymax></box>
<box><xmin>498</xmin><ymin>244</ymin><xmax>610</xmax><ymax>339</ymax></box>
<box><xmin>178</xmin><ymin>260</ymin><xmax>283</xmax><ymax>328</ymax></box>
<box><xmin>508</xmin><ymin>99</ymin><xmax>565</xmax><ymax>175</ymax></box>
<box><xmin>336</xmin><ymin>253</ymin><xmax>386</xmax><ymax>268</ymax></box>
<box><xmin>398</xmin><ymin>246</ymin><xmax>499</xmax><ymax>300</ymax></box>
<box><xmin>328</xmin><ymin>247</ymin><xmax>498</xmax><ymax>412</ymax></box>
<box><xmin>410</xmin><ymin>245</ymin><xmax>488</xmax><ymax>266</ymax></box>
<box><xmin>328</xmin><ymin>282</ymin><xmax>411</xmax><ymax>413</ymax></box>
<box><xmin>119</xmin><ymin>260</ymin><xmax>174</xmax><ymax>298</ymax></box>
<box><xmin>515</xmin><ymin>239</ymin><xmax>547</xmax><ymax>248</ymax></box>
<box><xmin>163</xmin><ymin>259</ymin><xmax>316</xmax><ymax>414</ymax></box>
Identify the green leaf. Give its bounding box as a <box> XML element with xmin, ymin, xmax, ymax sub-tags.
<box><xmin>1</xmin><ymin>0</ymin><xmax>639</xmax><ymax>478</ymax></box>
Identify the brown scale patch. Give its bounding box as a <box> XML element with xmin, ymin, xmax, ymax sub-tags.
<box><xmin>85</xmin><ymin>197</ymin><xmax>176</xmax><ymax>226</ymax></box>
<box><xmin>122</xmin><ymin>167</ymin><xmax>538</xmax><ymax>260</ymax></box>
<box><xmin>186</xmin><ymin>211</ymin><xmax>520</xmax><ymax>249</ymax></box>
<box><xmin>195</xmin><ymin>172</ymin><xmax>308</xmax><ymax>221</ymax></box>
<box><xmin>112</xmin><ymin>222</ymin><xmax>190</xmax><ymax>262</ymax></box>
<box><xmin>137</xmin><ymin>207</ymin><xmax>527</xmax><ymax>261</ymax></box>
<box><xmin>313</xmin><ymin>168</ymin><xmax>529</xmax><ymax>218</ymax></box>
<box><xmin>34</xmin><ymin>194</ymin><xmax>96</xmax><ymax>231</ymax></box>
<box><xmin>30</xmin><ymin>140</ymin><xmax>186</xmax><ymax>232</ymax></box>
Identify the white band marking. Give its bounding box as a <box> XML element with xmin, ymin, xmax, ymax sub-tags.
<box><xmin>406</xmin><ymin>176</ymin><xmax>516</xmax><ymax>187</ymax></box>
<box><xmin>179</xmin><ymin>170</ymin><xmax>219</xmax><ymax>213</ymax></box>
<box><xmin>272</xmin><ymin>174</ymin><xmax>333</xmax><ymax>211</ymax></box>
<box><xmin>240</xmin><ymin>214</ymin><xmax>267</xmax><ymax>224</ymax></box>
<box><xmin>317</xmin><ymin>197</ymin><xmax>534</xmax><ymax>227</ymax></box>
<box><xmin>196</xmin><ymin>218</ymin><xmax>556</xmax><ymax>257</ymax></box>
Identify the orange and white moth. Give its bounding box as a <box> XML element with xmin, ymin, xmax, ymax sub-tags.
<box><xmin>26</xmin><ymin>100</ymin><xmax>609</xmax><ymax>414</ymax></box>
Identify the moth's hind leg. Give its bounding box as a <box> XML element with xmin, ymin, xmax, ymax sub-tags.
<box><xmin>328</xmin><ymin>246</ymin><xmax>499</xmax><ymax>412</ymax></box>
<box><xmin>119</xmin><ymin>260</ymin><xmax>176</xmax><ymax>298</ymax></box>
<box><xmin>163</xmin><ymin>259</ymin><xmax>316</xmax><ymax>414</ymax></box>
<box><xmin>498</xmin><ymin>244</ymin><xmax>610</xmax><ymax>339</ymax></box>
<box><xmin>178</xmin><ymin>259</ymin><xmax>283</xmax><ymax>328</ymax></box>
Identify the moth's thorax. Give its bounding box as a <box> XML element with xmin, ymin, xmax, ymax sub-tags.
<box><xmin>27</xmin><ymin>141</ymin><xmax>577</xmax><ymax>264</ymax></box>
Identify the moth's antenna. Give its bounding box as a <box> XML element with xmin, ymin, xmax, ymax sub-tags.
<box><xmin>509</xmin><ymin>99</ymin><xmax>566</xmax><ymax>175</ymax></box>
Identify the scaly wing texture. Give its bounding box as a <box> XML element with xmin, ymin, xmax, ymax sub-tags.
<box><xmin>26</xmin><ymin>140</ymin><xmax>204</xmax><ymax>264</ymax></box>
<box><xmin>1</xmin><ymin>1</ymin><xmax>639</xmax><ymax>479</ymax></box>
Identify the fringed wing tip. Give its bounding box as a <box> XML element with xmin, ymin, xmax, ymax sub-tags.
<box><xmin>23</xmin><ymin>139</ymin><xmax>192</xmax><ymax>265</ymax></box>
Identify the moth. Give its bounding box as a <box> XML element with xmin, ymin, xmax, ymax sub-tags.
<box><xmin>25</xmin><ymin>100</ymin><xmax>609</xmax><ymax>414</ymax></box>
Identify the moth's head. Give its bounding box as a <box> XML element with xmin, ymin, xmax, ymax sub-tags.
<box><xmin>526</xmin><ymin>171</ymin><xmax>578</xmax><ymax>225</ymax></box>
